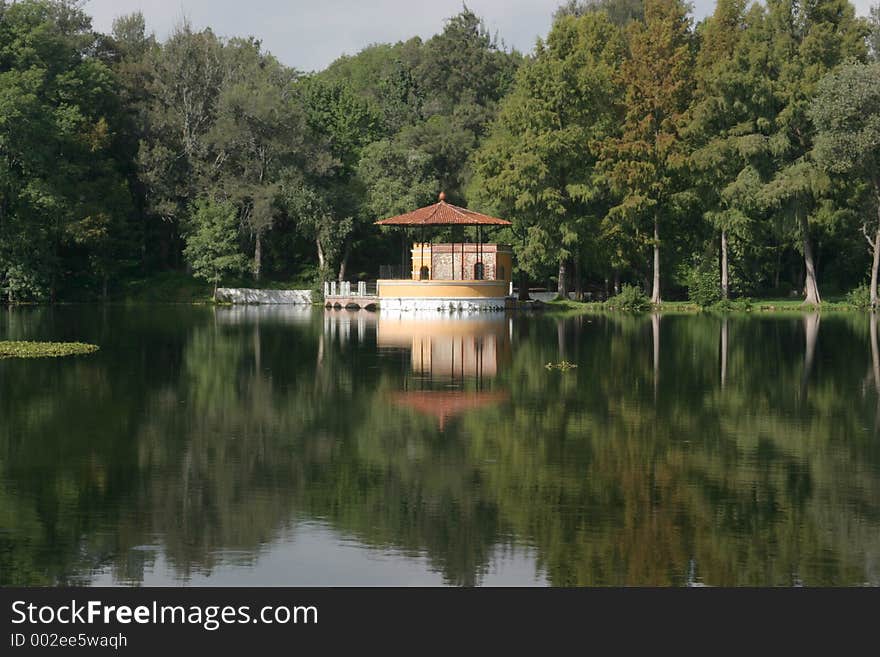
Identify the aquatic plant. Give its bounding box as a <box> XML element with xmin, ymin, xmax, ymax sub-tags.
<box><xmin>0</xmin><ymin>341</ymin><xmax>99</xmax><ymax>359</ymax></box>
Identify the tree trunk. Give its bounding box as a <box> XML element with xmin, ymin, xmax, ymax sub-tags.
<box><xmin>574</xmin><ymin>260</ymin><xmax>583</xmax><ymax>301</ymax></box>
<box><xmin>213</xmin><ymin>281</ymin><xmax>218</xmax><ymax>302</ymax></box>
<box><xmin>799</xmin><ymin>211</ymin><xmax>821</xmax><ymax>305</ymax></box>
<box><xmin>518</xmin><ymin>269</ymin><xmax>530</xmax><ymax>301</ymax></box>
<box><xmin>613</xmin><ymin>269</ymin><xmax>620</xmax><ymax>296</ymax></box>
<box><xmin>651</xmin><ymin>215</ymin><xmax>661</xmax><ymax>304</ymax></box>
<box><xmin>557</xmin><ymin>259</ymin><xmax>568</xmax><ymax>299</ymax></box>
<box><xmin>774</xmin><ymin>244</ymin><xmax>782</xmax><ymax>290</ymax></box>
<box><xmin>871</xmin><ymin>311</ymin><xmax>880</xmax><ymax>394</ymax></box>
<box><xmin>102</xmin><ymin>275</ymin><xmax>108</xmax><ymax>301</ymax></box>
<box><xmin>871</xmin><ymin>224</ymin><xmax>880</xmax><ymax>309</ymax></box>
<box><xmin>254</xmin><ymin>230</ymin><xmax>262</xmax><ymax>282</ymax></box>
<box><xmin>720</xmin><ymin>228</ymin><xmax>729</xmax><ymax>301</ymax></box>
<box><xmin>316</xmin><ymin>238</ymin><xmax>325</xmax><ymax>272</ymax></box>
<box><xmin>337</xmin><ymin>239</ymin><xmax>352</xmax><ymax>282</ymax></box>
<box><xmin>872</xmin><ymin>181</ymin><xmax>880</xmax><ymax>308</ymax></box>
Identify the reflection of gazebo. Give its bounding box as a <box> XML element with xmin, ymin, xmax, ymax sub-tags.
<box><xmin>374</xmin><ymin>193</ymin><xmax>514</xmax><ymax>311</ymax></box>
<box><xmin>389</xmin><ymin>390</ymin><xmax>509</xmax><ymax>431</ymax></box>
<box><xmin>376</xmin><ymin>314</ymin><xmax>511</xmax><ymax>379</ymax></box>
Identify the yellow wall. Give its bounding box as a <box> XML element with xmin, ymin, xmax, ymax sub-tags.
<box><xmin>496</xmin><ymin>251</ymin><xmax>512</xmax><ymax>284</ymax></box>
<box><xmin>377</xmin><ymin>280</ymin><xmax>509</xmax><ymax>298</ymax></box>
<box><xmin>411</xmin><ymin>243</ymin><xmax>432</xmax><ymax>279</ymax></box>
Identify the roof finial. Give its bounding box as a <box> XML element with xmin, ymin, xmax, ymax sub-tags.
<box><xmin>438</xmin><ymin>191</ymin><xmax>446</xmax><ymax>202</ymax></box>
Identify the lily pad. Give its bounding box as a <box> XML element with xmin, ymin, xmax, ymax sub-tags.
<box><xmin>0</xmin><ymin>341</ymin><xmax>100</xmax><ymax>359</ymax></box>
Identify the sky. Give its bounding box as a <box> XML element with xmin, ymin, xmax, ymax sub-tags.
<box><xmin>82</xmin><ymin>0</ymin><xmax>876</xmax><ymax>73</ymax></box>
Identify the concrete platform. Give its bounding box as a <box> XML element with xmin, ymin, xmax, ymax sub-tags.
<box><xmin>324</xmin><ymin>295</ymin><xmax>379</xmax><ymax>310</ymax></box>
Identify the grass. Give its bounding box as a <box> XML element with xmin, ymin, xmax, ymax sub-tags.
<box><xmin>119</xmin><ymin>272</ymin><xmax>213</xmax><ymax>303</ymax></box>
<box><xmin>0</xmin><ymin>341</ymin><xmax>100</xmax><ymax>359</ymax></box>
<box><xmin>118</xmin><ymin>272</ymin><xmax>317</xmax><ymax>304</ymax></box>
<box><xmin>545</xmin><ymin>294</ymin><xmax>861</xmax><ymax>314</ymax></box>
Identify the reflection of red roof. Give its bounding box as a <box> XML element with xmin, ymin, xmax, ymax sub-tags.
<box><xmin>375</xmin><ymin>195</ymin><xmax>511</xmax><ymax>227</ymax></box>
<box><xmin>390</xmin><ymin>390</ymin><xmax>509</xmax><ymax>430</ymax></box>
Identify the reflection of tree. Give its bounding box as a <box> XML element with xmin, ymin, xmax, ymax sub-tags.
<box><xmin>1</xmin><ymin>308</ymin><xmax>880</xmax><ymax>586</ymax></box>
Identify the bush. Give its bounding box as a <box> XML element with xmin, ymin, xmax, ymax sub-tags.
<box><xmin>605</xmin><ymin>284</ymin><xmax>651</xmax><ymax>311</ymax></box>
<box><xmin>709</xmin><ymin>297</ymin><xmax>752</xmax><ymax>313</ymax></box>
<box><xmin>846</xmin><ymin>282</ymin><xmax>872</xmax><ymax>309</ymax></box>
<box><xmin>688</xmin><ymin>268</ymin><xmax>722</xmax><ymax>308</ymax></box>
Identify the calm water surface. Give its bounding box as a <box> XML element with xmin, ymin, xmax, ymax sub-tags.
<box><xmin>1</xmin><ymin>305</ymin><xmax>879</xmax><ymax>586</ymax></box>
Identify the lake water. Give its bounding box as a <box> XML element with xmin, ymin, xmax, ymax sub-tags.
<box><xmin>1</xmin><ymin>305</ymin><xmax>879</xmax><ymax>586</ymax></box>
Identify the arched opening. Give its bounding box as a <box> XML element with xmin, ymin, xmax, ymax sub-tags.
<box><xmin>419</xmin><ymin>265</ymin><xmax>430</xmax><ymax>280</ymax></box>
<box><xmin>474</xmin><ymin>262</ymin><xmax>485</xmax><ymax>280</ymax></box>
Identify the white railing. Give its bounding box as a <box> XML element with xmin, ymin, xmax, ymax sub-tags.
<box><xmin>324</xmin><ymin>281</ymin><xmax>375</xmax><ymax>297</ymax></box>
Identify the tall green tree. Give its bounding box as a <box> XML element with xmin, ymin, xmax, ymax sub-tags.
<box><xmin>555</xmin><ymin>0</ymin><xmax>645</xmax><ymax>26</ymax></box>
<box><xmin>869</xmin><ymin>4</ymin><xmax>880</xmax><ymax>61</ymax></box>
<box><xmin>294</xmin><ymin>75</ymin><xmax>379</xmax><ymax>281</ymax></box>
<box><xmin>0</xmin><ymin>0</ymin><xmax>135</xmax><ymax>301</ymax></box>
<box><xmin>473</xmin><ymin>10</ymin><xmax>624</xmax><ymax>298</ymax></box>
<box><xmin>134</xmin><ymin>21</ymin><xmax>226</xmax><ymax>266</ymax></box>
<box><xmin>601</xmin><ymin>0</ymin><xmax>695</xmax><ymax>304</ymax></box>
<box><xmin>182</xmin><ymin>198</ymin><xmax>247</xmax><ymax>299</ymax></box>
<box><xmin>688</xmin><ymin>0</ymin><xmax>772</xmax><ymax>300</ymax></box>
<box><xmin>758</xmin><ymin>0</ymin><xmax>867</xmax><ymax>304</ymax></box>
<box><xmin>406</xmin><ymin>7</ymin><xmax>521</xmax><ymax>201</ymax></box>
<box><xmin>206</xmin><ymin>38</ymin><xmax>307</xmax><ymax>281</ymax></box>
<box><xmin>810</xmin><ymin>63</ymin><xmax>880</xmax><ymax>305</ymax></box>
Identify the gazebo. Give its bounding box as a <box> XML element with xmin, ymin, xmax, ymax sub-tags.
<box><xmin>374</xmin><ymin>192</ymin><xmax>514</xmax><ymax>311</ymax></box>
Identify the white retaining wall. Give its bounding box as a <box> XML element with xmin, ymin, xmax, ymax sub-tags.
<box><xmin>378</xmin><ymin>297</ymin><xmax>510</xmax><ymax>312</ymax></box>
<box><xmin>215</xmin><ymin>288</ymin><xmax>313</xmax><ymax>305</ymax></box>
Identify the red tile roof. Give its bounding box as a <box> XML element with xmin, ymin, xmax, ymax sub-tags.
<box><xmin>375</xmin><ymin>193</ymin><xmax>511</xmax><ymax>227</ymax></box>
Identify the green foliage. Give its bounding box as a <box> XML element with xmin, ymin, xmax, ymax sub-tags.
<box><xmin>473</xmin><ymin>9</ymin><xmax>624</xmax><ymax>284</ymax></box>
<box><xmin>555</xmin><ymin>0</ymin><xmax>645</xmax><ymax>25</ymax></box>
<box><xmin>687</xmin><ymin>264</ymin><xmax>722</xmax><ymax>307</ymax></box>
<box><xmin>0</xmin><ymin>341</ymin><xmax>99</xmax><ymax>358</ymax></box>
<box><xmin>600</xmin><ymin>0</ymin><xmax>696</xmax><ymax>302</ymax></box>
<box><xmin>871</xmin><ymin>5</ymin><xmax>880</xmax><ymax>62</ymax></box>
<box><xmin>709</xmin><ymin>297</ymin><xmax>753</xmax><ymax>312</ymax></box>
<box><xmin>0</xmin><ymin>0</ymin><xmax>137</xmax><ymax>301</ymax></box>
<box><xmin>605</xmin><ymin>283</ymin><xmax>650</xmax><ymax>311</ymax></box>
<box><xmin>0</xmin><ymin>0</ymin><xmax>879</xmax><ymax>306</ymax></box>
<box><xmin>846</xmin><ymin>282</ymin><xmax>872</xmax><ymax>309</ymax></box>
<box><xmin>182</xmin><ymin>199</ymin><xmax>248</xmax><ymax>295</ymax></box>
<box><xmin>810</xmin><ymin>63</ymin><xmax>880</xmax><ymax>177</ymax></box>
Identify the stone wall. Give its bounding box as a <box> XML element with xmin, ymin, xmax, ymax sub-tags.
<box><xmin>215</xmin><ymin>288</ymin><xmax>313</xmax><ymax>305</ymax></box>
<box><xmin>431</xmin><ymin>251</ymin><xmax>498</xmax><ymax>281</ymax></box>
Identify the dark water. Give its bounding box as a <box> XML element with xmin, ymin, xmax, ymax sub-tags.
<box><xmin>1</xmin><ymin>305</ymin><xmax>879</xmax><ymax>586</ymax></box>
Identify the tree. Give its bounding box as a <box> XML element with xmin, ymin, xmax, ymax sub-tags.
<box><xmin>408</xmin><ymin>7</ymin><xmax>521</xmax><ymax>199</ymax></box>
<box><xmin>296</xmin><ymin>75</ymin><xmax>379</xmax><ymax>281</ymax></box>
<box><xmin>555</xmin><ymin>0</ymin><xmax>645</xmax><ymax>26</ymax></box>
<box><xmin>601</xmin><ymin>0</ymin><xmax>695</xmax><ymax>304</ymax></box>
<box><xmin>206</xmin><ymin>38</ymin><xmax>307</xmax><ymax>281</ymax></box>
<box><xmin>473</xmin><ymin>10</ymin><xmax>624</xmax><ymax>299</ymax></box>
<box><xmin>869</xmin><ymin>4</ymin><xmax>880</xmax><ymax>61</ymax></box>
<box><xmin>758</xmin><ymin>0</ymin><xmax>868</xmax><ymax>305</ymax></box>
<box><xmin>0</xmin><ymin>0</ymin><xmax>136</xmax><ymax>301</ymax></box>
<box><xmin>182</xmin><ymin>199</ymin><xmax>248</xmax><ymax>299</ymax></box>
<box><xmin>810</xmin><ymin>63</ymin><xmax>880</xmax><ymax>306</ymax></box>
<box><xmin>134</xmin><ymin>21</ymin><xmax>226</xmax><ymax>266</ymax></box>
<box><xmin>688</xmin><ymin>0</ymin><xmax>770</xmax><ymax>300</ymax></box>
